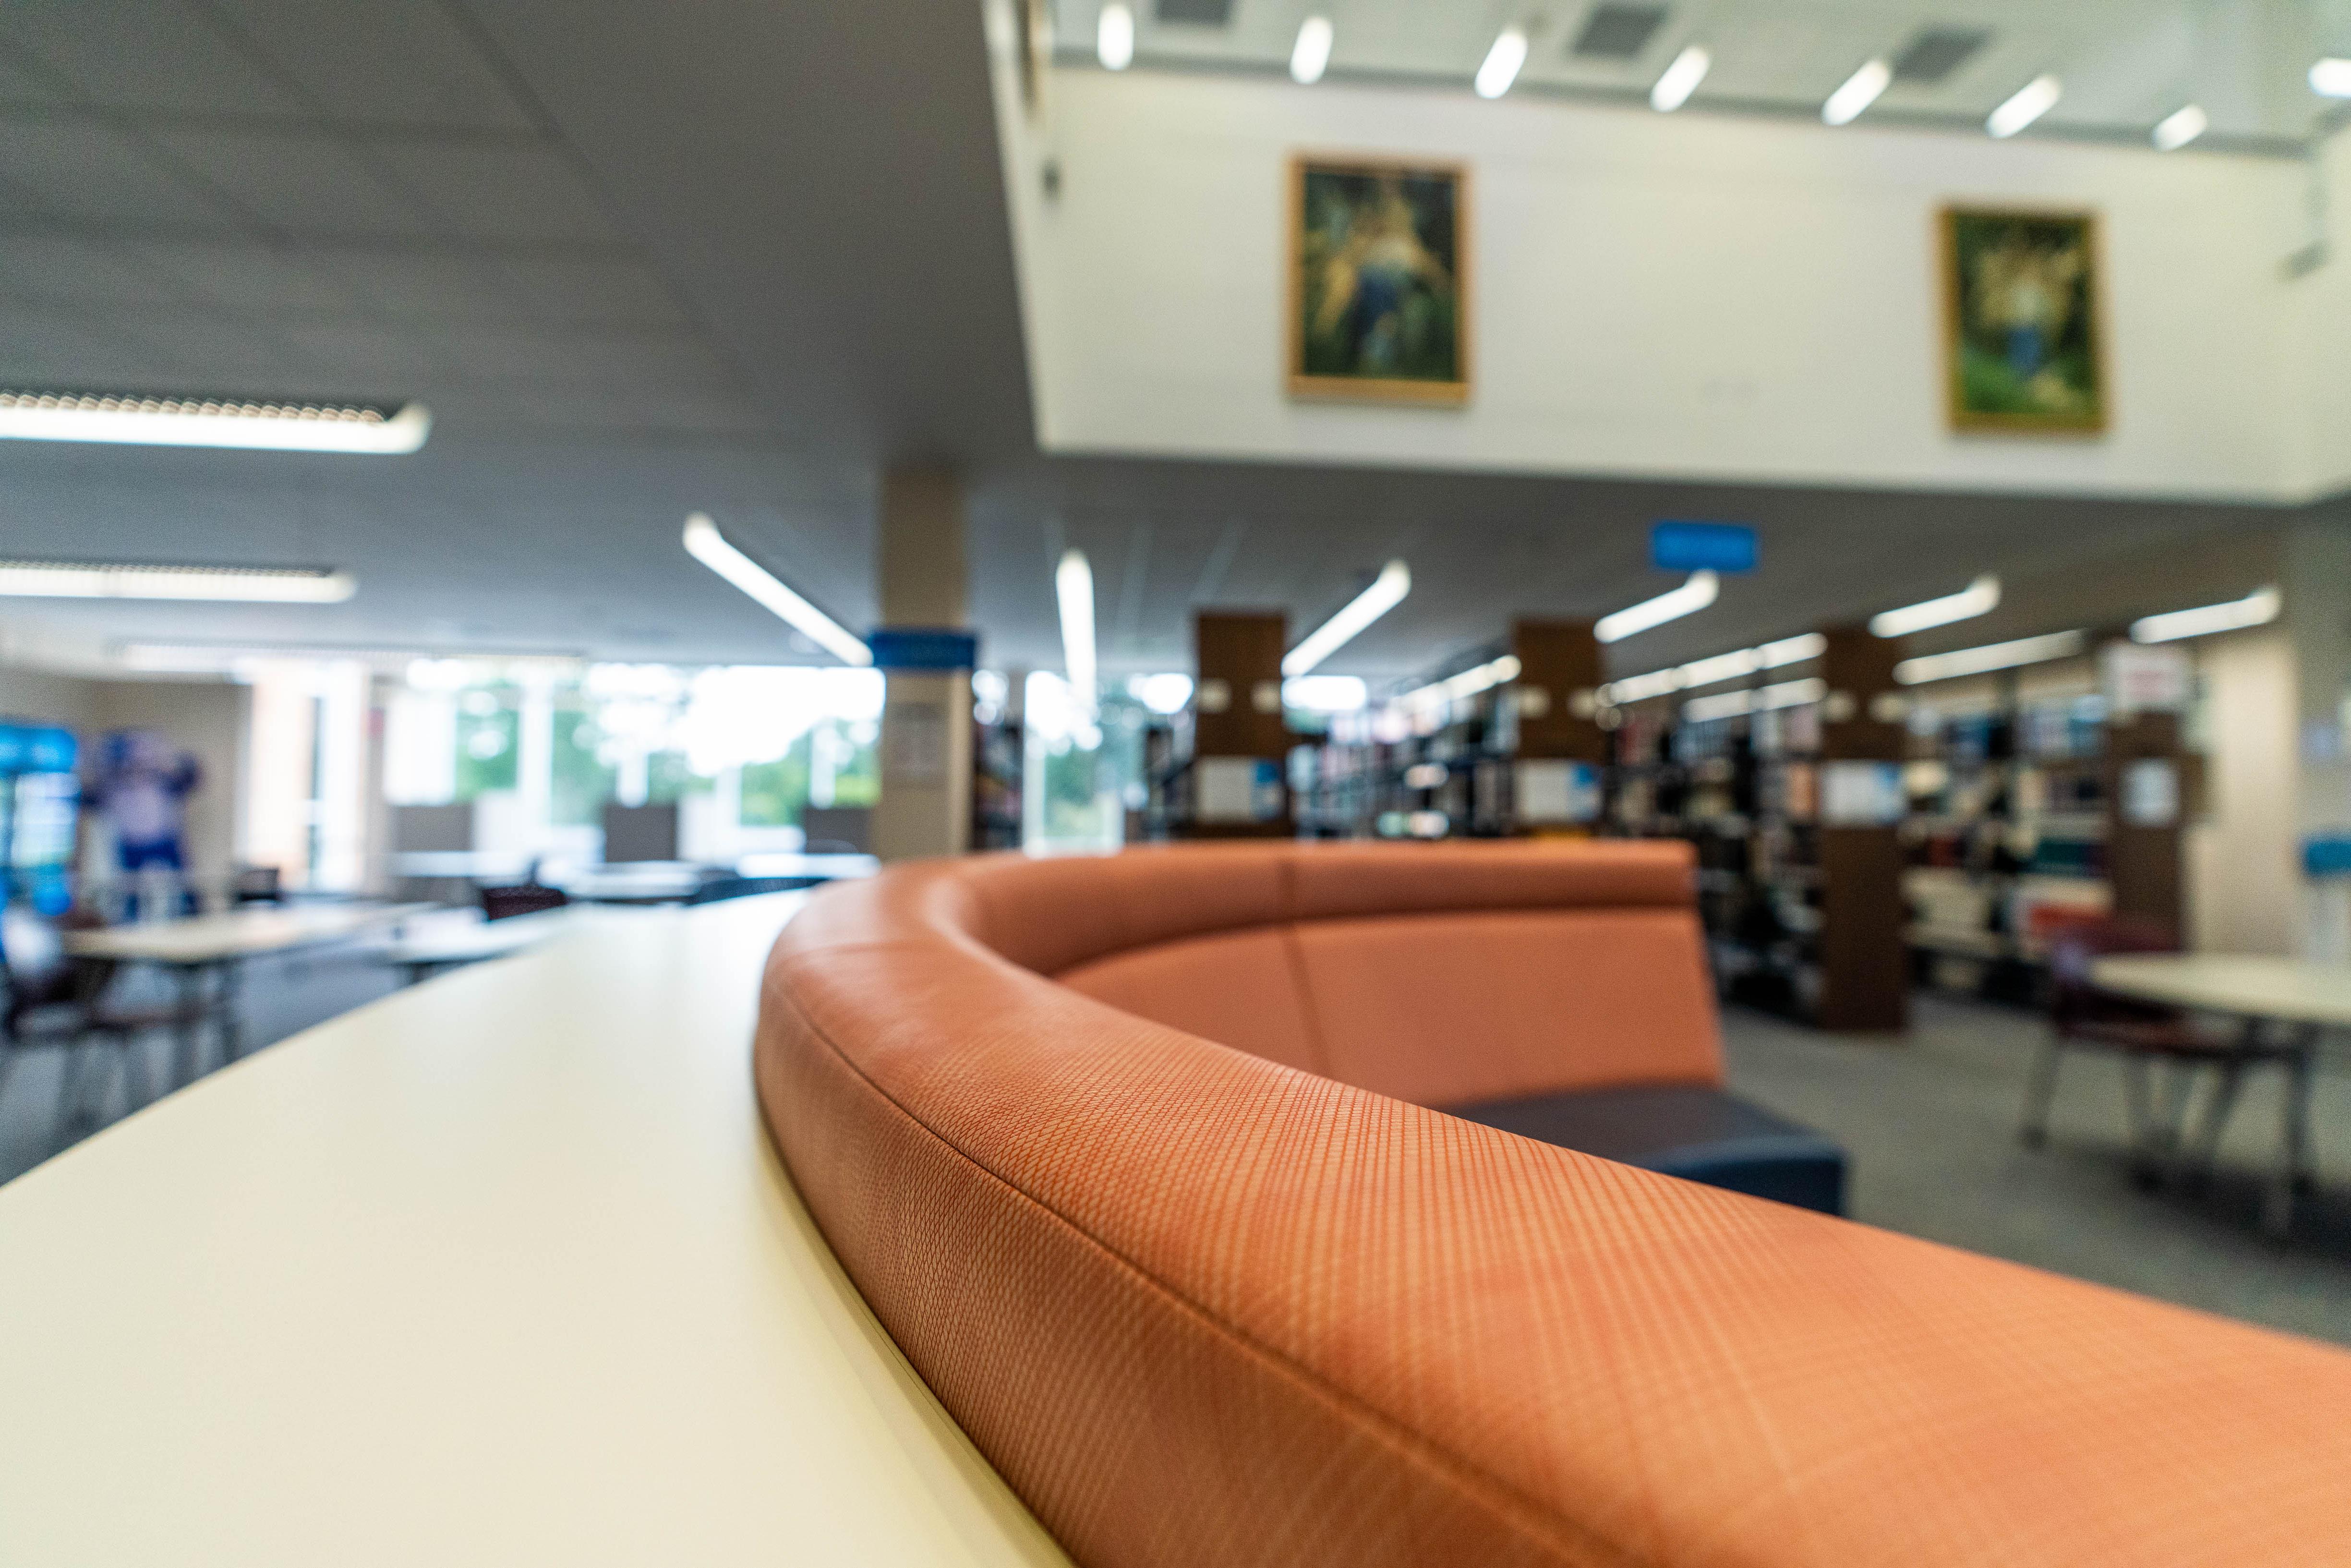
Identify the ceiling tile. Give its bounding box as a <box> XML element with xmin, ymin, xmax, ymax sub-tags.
<box><xmin>122</xmin><ymin>314</ymin><xmax>330</xmax><ymax>384</ymax></box>
<box><xmin>125</xmin><ymin>240</ymin><xmax>369</xmax><ymax>315</ymax></box>
<box><xmin>0</xmin><ymin>44</ymin><xmax>73</xmax><ymax>103</ymax></box>
<box><xmin>0</xmin><ymin>234</ymin><xmax>184</xmax><ymax>307</ymax></box>
<box><xmin>0</xmin><ymin>311</ymin><xmax>166</xmax><ymax>384</ymax></box>
<box><xmin>0</xmin><ymin>0</ymin><xmax>306</xmax><ymax>118</ymax></box>
<box><xmin>145</xmin><ymin>127</ymin><xmax>445</xmax><ymax>237</ymax></box>
<box><xmin>273</xmin><ymin>323</ymin><xmax>448</xmax><ymax>387</ymax></box>
<box><xmin>207</xmin><ymin>0</ymin><xmax>537</xmax><ymax>131</ymax></box>
<box><xmin>368</xmin><ymin>140</ymin><xmax>620</xmax><ymax>243</ymax></box>
<box><xmin>428</xmin><ymin>326</ymin><xmax>735</xmax><ymax>394</ymax></box>
<box><xmin>0</xmin><ymin>119</ymin><xmax>249</xmax><ymax>230</ymax></box>
<box><xmin>498</xmin><ymin>257</ymin><xmax>691</xmax><ymax>327</ymax></box>
<box><xmin>327</xmin><ymin>251</ymin><xmax>530</xmax><ymax>319</ymax></box>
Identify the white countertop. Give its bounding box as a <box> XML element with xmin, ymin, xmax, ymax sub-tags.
<box><xmin>0</xmin><ymin>895</ymin><xmax>1067</xmax><ymax>1567</ymax></box>
<box><xmin>2092</xmin><ymin>953</ymin><xmax>2351</xmax><ymax>1029</ymax></box>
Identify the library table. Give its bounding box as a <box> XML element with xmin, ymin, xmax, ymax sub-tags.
<box><xmin>2091</xmin><ymin>953</ymin><xmax>2351</xmax><ymax>1233</ymax></box>
<box><xmin>65</xmin><ymin>902</ymin><xmax>434</xmax><ymax>1084</ymax></box>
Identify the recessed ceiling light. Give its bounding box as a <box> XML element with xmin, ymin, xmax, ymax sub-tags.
<box><xmin>1650</xmin><ymin>45</ymin><xmax>1709</xmax><ymax>112</ymax></box>
<box><xmin>1822</xmin><ymin>57</ymin><xmax>1892</xmax><ymax>125</ymax></box>
<box><xmin>2310</xmin><ymin>58</ymin><xmax>2351</xmax><ymax>97</ymax></box>
<box><xmin>1290</xmin><ymin>15</ymin><xmax>1333</xmax><ymax>84</ymax></box>
<box><xmin>1986</xmin><ymin>74</ymin><xmax>2061</xmax><ymax>138</ymax></box>
<box><xmin>1097</xmin><ymin>2</ymin><xmax>1135</xmax><ymax>70</ymax></box>
<box><xmin>1475</xmin><ymin>25</ymin><xmax>1529</xmax><ymax>99</ymax></box>
<box><xmin>681</xmin><ymin>513</ymin><xmax>870</xmax><ymax>666</ymax></box>
<box><xmin>0</xmin><ymin>391</ymin><xmax>429</xmax><ymax>453</ymax></box>
<box><xmin>0</xmin><ymin>560</ymin><xmax>355</xmax><ymax>602</ymax></box>
<box><xmin>2152</xmin><ymin>103</ymin><xmax>2208</xmax><ymax>150</ymax></box>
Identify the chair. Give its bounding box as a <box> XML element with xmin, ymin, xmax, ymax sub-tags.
<box><xmin>686</xmin><ymin>874</ymin><xmax>808</xmax><ymax>906</ymax></box>
<box><xmin>230</xmin><ymin>864</ymin><xmax>283</xmax><ymax>905</ymax></box>
<box><xmin>0</xmin><ymin>904</ymin><xmax>206</xmax><ymax>1142</ymax></box>
<box><xmin>2022</xmin><ymin>919</ymin><xmax>2308</xmax><ymax>1192</ymax></box>
<box><xmin>481</xmin><ymin>881</ymin><xmax>569</xmax><ymax>922</ymax></box>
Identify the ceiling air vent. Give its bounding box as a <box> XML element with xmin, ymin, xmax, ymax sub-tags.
<box><xmin>1154</xmin><ymin>0</ymin><xmax>1231</xmax><ymax>24</ymax></box>
<box><xmin>1891</xmin><ymin>27</ymin><xmax>1990</xmax><ymax>84</ymax></box>
<box><xmin>1571</xmin><ymin>4</ymin><xmax>1668</xmax><ymax>60</ymax></box>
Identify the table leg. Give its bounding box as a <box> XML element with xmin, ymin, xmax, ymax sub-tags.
<box><xmin>217</xmin><ymin>959</ymin><xmax>245</xmax><ymax>1062</ymax></box>
<box><xmin>2265</xmin><ymin>1030</ymin><xmax>2318</xmax><ymax>1238</ymax></box>
<box><xmin>172</xmin><ymin>965</ymin><xmax>203</xmax><ymax>1087</ymax></box>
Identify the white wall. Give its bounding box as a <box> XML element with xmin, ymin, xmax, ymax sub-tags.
<box><xmin>1001</xmin><ymin>64</ymin><xmax>2312</xmax><ymax>501</ymax></box>
<box><xmin>0</xmin><ymin>664</ymin><xmax>96</xmax><ymax>731</ymax></box>
<box><xmin>2287</xmin><ymin>125</ymin><xmax>2351</xmax><ymax>500</ymax></box>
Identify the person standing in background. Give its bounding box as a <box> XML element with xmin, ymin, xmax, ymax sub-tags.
<box><xmin>87</xmin><ymin>730</ymin><xmax>202</xmax><ymax>917</ymax></box>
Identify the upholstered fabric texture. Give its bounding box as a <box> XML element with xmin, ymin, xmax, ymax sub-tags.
<box><xmin>755</xmin><ymin>842</ymin><xmax>2351</xmax><ymax>1567</ymax></box>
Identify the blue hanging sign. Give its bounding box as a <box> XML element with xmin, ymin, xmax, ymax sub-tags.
<box><xmin>2305</xmin><ymin>834</ymin><xmax>2351</xmax><ymax>878</ymax></box>
<box><xmin>867</xmin><ymin>627</ymin><xmax>979</xmax><ymax>672</ymax></box>
<box><xmin>1651</xmin><ymin>521</ymin><xmax>1758</xmax><ymax>575</ymax></box>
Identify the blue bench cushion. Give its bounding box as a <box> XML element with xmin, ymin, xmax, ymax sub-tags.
<box><xmin>1448</xmin><ymin>1084</ymin><xmax>1847</xmax><ymax>1215</ymax></box>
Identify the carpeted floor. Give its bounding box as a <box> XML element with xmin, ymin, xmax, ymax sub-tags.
<box><xmin>1723</xmin><ymin>992</ymin><xmax>2351</xmax><ymax>1347</ymax></box>
<box><xmin>5</xmin><ymin>960</ymin><xmax>2348</xmax><ymax>1347</ymax></box>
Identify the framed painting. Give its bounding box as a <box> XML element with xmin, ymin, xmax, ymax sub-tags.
<box><xmin>1288</xmin><ymin>155</ymin><xmax>1470</xmax><ymax>405</ymax></box>
<box><xmin>1938</xmin><ymin>205</ymin><xmax>2108</xmax><ymax>434</ymax></box>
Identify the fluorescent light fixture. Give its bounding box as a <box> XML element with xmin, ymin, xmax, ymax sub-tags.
<box><xmin>1757</xmin><ymin>631</ymin><xmax>1827</xmax><ymax>668</ymax></box>
<box><xmin>1869</xmin><ymin>574</ymin><xmax>2001</xmax><ymax>638</ymax></box>
<box><xmin>0</xmin><ymin>559</ymin><xmax>354</xmax><ymax>602</ymax></box>
<box><xmin>1675</xmin><ymin>647</ymin><xmax>1762</xmax><ymax>688</ymax></box>
<box><xmin>1822</xmin><ymin>58</ymin><xmax>1891</xmax><ymax>125</ymax></box>
<box><xmin>2153</xmin><ymin>103</ymin><xmax>2208</xmax><ymax>151</ymax></box>
<box><xmin>1056</xmin><ymin>549</ymin><xmax>1097</xmax><ymax>704</ymax></box>
<box><xmin>1987</xmin><ymin>74</ymin><xmax>2062</xmax><ymax>138</ymax></box>
<box><xmin>2314</xmin><ymin>58</ymin><xmax>2351</xmax><ymax>98</ymax></box>
<box><xmin>1290</xmin><ymin>14</ymin><xmax>1333</xmax><ymax>84</ymax></box>
<box><xmin>681</xmin><ymin>513</ymin><xmax>870</xmax><ymax>666</ymax></box>
<box><xmin>1398</xmin><ymin>654</ymin><xmax>1521</xmax><ymax>716</ymax></box>
<box><xmin>1475</xmin><ymin>25</ymin><xmax>1528</xmax><ymax>99</ymax></box>
<box><xmin>0</xmin><ymin>390</ymin><xmax>429</xmax><ymax>453</ymax></box>
<box><xmin>1097</xmin><ymin>1</ymin><xmax>1134</xmax><ymax>70</ymax></box>
<box><xmin>1599</xmin><ymin>630</ymin><xmax>1823</xmax><ymax>707</ymax></box>
<box><xmin>1284</xmin><ymin>559</ymin><xmax>1410</xmax><ymax>676</ymax></box>
<box><xmin>1684</xmin><ymin>676</ymin><xmax>1824</xmax><ymax>724</ymax></box>
<box><xmin>1650</xmin><ymin>44</ymin><xmax>1709</xmax><ymax>111</ymax></box>
<box><xmin>2130</xmin><ymin>585</ymin><xmax>2279</xmax><ymax>643</ymax></box>
<box><xmin>1894</xmin><ymin>630</ymin><xmax>2086</xmax><ymax>686</ymax></box>
<box><xmin>1595</xmin><ymin>570</ymin><xmax>1719</xmax><ymax>644</ymax></box>
<box><xmin>1283</xmin><ymin>674</ymin><xmax>1368</xmax><ymax>711</ymax></box>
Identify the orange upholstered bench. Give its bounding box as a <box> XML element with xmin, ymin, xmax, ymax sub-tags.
<box><xmin>756</xmin><ymin>840</ymin><xmax>2351</xmax><ymax>1567</ymax></box>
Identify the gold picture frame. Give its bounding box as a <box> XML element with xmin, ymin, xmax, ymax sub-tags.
<box><xmin>1287</xmin><ymin>154</ymin><xmax>1471</xmax><ymax>406</ymax></box>
<box><xmin>1938</xmin><ymin>205</ymin><xmax>2109</xmax><ymax>435</ymax></box>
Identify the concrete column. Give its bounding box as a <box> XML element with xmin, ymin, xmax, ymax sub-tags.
<box><xmin>872</xmin><ymin>468</ymin><xmax>972</xmax><ymax>862</ymax></box>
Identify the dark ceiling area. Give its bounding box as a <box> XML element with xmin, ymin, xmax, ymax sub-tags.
<box><xmin>0</xmin><ymin>0</ymin><xmax>2314</xmax><ymax>684</ymax></box>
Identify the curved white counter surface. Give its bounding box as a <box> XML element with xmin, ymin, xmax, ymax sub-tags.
<box><xmin>0</xmin><ymin>896</ymin><xmax>1068</xmax><ymax>1566</ymax></box>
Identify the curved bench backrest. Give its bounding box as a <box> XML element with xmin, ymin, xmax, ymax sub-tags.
<box><xmin>1023</xmin><ymin>841</ymin><xmax>1723</xmax><ymax>1103</ymax></box>
<box><xmin>757</xmin><ymin>842</ymin><xmax>2351</xmax><ymax>1568</ymax></box>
